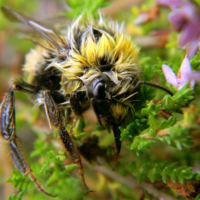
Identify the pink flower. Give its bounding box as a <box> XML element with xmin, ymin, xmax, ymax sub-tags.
<box><xmin>162</xmin><ymin>57</ymin><xmax>200</xmax><ymax>89</ymax></box>
<box><xmin>156</xmin><ymin>0</ymin><xmax>186</xmax><ymax>10</ymax></box>
<box><xmin>156</xmin><ymin>0</ymin><xmax>200</xmax><ymax>57</ymax></box>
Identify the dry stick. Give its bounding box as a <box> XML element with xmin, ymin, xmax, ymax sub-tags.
<box><xmin>83</xmin><ymin>160</ymin><xmax>177</xmax><ymax>200</ymax></box>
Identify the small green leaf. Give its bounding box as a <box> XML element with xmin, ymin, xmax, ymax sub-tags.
<box><xmin>180</xmin><ymin>167</ymin><xmax>194</xmax><ymax>180</ymax></box>
<box><xmin>149</xmin><ymin>168</ymin><xmax>157</xmax><ymax>182</ymax></box>
<box><xmin>161</xmin><ymin>168</ymin><xmax>168</xmax><ymax>183</ymax></box>
<box><xmin>8</xmin><ymin>192</ymin><xmax>23</xmax><ymax>200</ymax></box>
<box><xmin>159</xmin><ymin>116</ymin><xmax>176</xmax><ymax>129</ymax></box>
<box><xmin>154</xmin><ymin>164</ymin><xmax>163</xmax><ymax>173</ymax></box>
<box><xmin>148</xmin><ymin>115</ymin><xmax>159</xmax><ymax>134</ymax></box>
<box><xmin>73</xmin><ymin>117</ymin><xmax>85</xmax><ymax>135</ymax></box>
<box><xmin>55</xmin><ymin>155</ymin><xmax>66</xmax><ymax>162</ymax></box>
<box><xmin>163</xmin><ymin>136</ymin><xmax>171</xmax><ymax>145</ymax></box>
<box><xmin>194</xmin><ymin>194</ymin><xmax>200</xmax><ymax>200</ymax></box>
<box><xmin>191</xmin><ymin>55</ymin><xmax>200</xmax><ymax>70</ymax></box>
<box><xmin>162</xmin><ymin>95</ymin><xmax>174</xmax><ymax>110</ymax></box>
<box><xmin>170</xmin><ymin>168</ymin><xmax>178</xmax><ymax>183</ymax></box>
<box><xmin>166</xmin><ymin>163</ymin><xmax>179</xmax><ymax>173</ymax></box>
<box><xmin>65</xmin><ymin>164</ymin><xmax>78</xmax><ymax>173</ymax></box>
<box><xmin>46</xmin><ymin>172</ymin><xmax>58</xmax><ymax>187</ymax></box>
<box><xmin>73</xmin><ymin>131</ymin><xmax>91</xmax><ymax>140</ymax></box>
<box><xmin>174</xmin><ymin>140</ymin><xmax>182</xmax><ymax>150</ymax></box>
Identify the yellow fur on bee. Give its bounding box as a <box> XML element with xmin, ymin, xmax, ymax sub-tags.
<box><xmin>60</xmin><ymin>15</ymin><xmax>140</xmax><ymax>95</ymax></box>
<box><xmin>110</xmin><ymin>102</ymin><xmax>130</xmax><ymax>124</ymax></box>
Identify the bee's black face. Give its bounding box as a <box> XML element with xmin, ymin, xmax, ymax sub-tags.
<box><xmin>86</xmin><ymin>73</ymin><xmax>116</xmax><ymax>127</ymax></box>
<box><xmin>93</xmin><ymin>82</ymin><xmax>106</xmax><ymax>99</ymax></box>
<box><xmin>87</xmin><ymin>73</ymin><xmax>114</xmax><ymax>100</ymax></box>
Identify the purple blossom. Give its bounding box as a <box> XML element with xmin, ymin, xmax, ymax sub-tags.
<box><xmin>156</xmin><ymin>0</ymin><xmax>186</xmax><ymax>10</ymax></box>
<box><xmin>156</xmin><ymin>0</ymin><xmax>200</xmax><ymax>57</ymax></box>
<box><xmin>162</xmin><ymin>57</ymin><xmax>200</xmax><ymax>89</ymax></box>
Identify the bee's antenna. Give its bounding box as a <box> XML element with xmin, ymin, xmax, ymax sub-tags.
<box><xmin>134</xmin><ymin>80</ymin><xmax>173</xmax><ymax>96</ymax></box>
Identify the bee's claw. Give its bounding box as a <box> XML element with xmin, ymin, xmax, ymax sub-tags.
<box><xmin>113</xmin><ymin>152</ymin><xmax>120</xmax><ymax>170</ymax></box>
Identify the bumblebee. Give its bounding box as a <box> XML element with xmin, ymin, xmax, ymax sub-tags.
<box><xmin>0</xmin><ymin>7</ymin><xmax>173</xmax><ymax>196</ymax></box>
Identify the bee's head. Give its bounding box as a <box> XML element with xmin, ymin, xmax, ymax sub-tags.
<box><xmin>85</xmin><ymin>72</ymin><xmax>138</xmax><ymax>127</ymax></box>
<box><xmin>87</xmin><ymin>73</ymin><xmax>114</xmax><ymax>99</ymax></box>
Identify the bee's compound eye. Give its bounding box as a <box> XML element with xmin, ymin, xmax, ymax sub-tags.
<box><xmin>93</xmin><ymin>82</ymin><xmax>105</xmax><ymax>99</ymax></box>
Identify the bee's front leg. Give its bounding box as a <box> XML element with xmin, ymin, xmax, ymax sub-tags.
<box><xmin>0</xmin><ymin>88</ymin><xmax>55</xmax><ymax>197</ymax></box>
<box><xmin>70</xmin><ymin>92</ymin><xmax>82</xmax><ymax>116</ymax></box>
<box><xmin>39</xmin><ymin>90</ymin><xmax>88</xmax><ymax>190</ymax></box>
<box><xmin>112</xmin><ymin>124</ymin><xmax>121</xmax><ymax>169</ymax></box>
<box><xmin>91</xmin><ymin>98</ymin><xmax>121</xmax><ymax>168</ymax></box>
<box><xmin>59</xmin><ymin>127</ymin><xmax>87</xmax><ymax>188</ymax></box>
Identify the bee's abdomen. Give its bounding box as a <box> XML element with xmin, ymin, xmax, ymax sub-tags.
<box><xmin>24</xmin><ymin>61</ymin><xmax>66</xmax><ymax>105</ymax></box>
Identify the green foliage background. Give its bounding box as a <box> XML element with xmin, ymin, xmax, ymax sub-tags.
<box><xmin>0</xmin><ymin>0</ymin><xmax>200</xmax><ymax>200</ymax></box>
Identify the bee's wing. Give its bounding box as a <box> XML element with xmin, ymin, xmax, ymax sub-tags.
<box><xmin>2</xmin><ymin>7</ymin><xmax>67</xmax><ymax>51</ymax></box>
<box><xmin>14</xmin><ymin>30</ymin><xmax>58</xmax><ymax>52</ymax></box>
<box><xmin>44</xmin><ymin>16</ymin><xmax>71</xmax><ymax>30</ymax></box>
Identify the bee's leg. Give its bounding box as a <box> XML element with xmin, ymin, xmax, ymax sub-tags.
<box><xmin>0</xmin><ymin>88</ymin><xmax>55</xmax><ymax>197</ymax></box>
<box><xmin>91</xmin><ymin>98</ymin><xmax>112</xmax><ymax>127</ymax></box>
<box><xmin>133</xmin><ymin>80</ymin><xmax>173</xmax><ymax>95</ymax></box>
<box><xmin>112</xmin><ymin>124</ymin><xmax>121</xmax><ymax>169</ymax></box>
<box><xmin>14</xmin><ymin>80</ymin><xmax>66</xmax><ymax>104</ymax></box>
<box><xmin>70</xmin><ymin>92</ymin><xmax>82</xmax><ymax>116</ymax></box>
<box><xmin>91</xmin><ymin>98</ymin><xmax>121</xmax><ymax>168</ymax></box>
<box><xmin>13</xmin><ymin>80</ymin><xmax>42</xmax><ymax>94</ymax></box>
<box><xmin>69</xmin><ymin>92</ymin><xmax>82</xmax><ymax>134</ymax></box>
<box><xmin>39</xmin><ymin>90</ymin><xmax>88</xmax><ymax>189</ymax></box>
<box><xmin>59</xmin><ymin>127</ymin><xmax>88</xmax><ymax>188</ymax></box>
